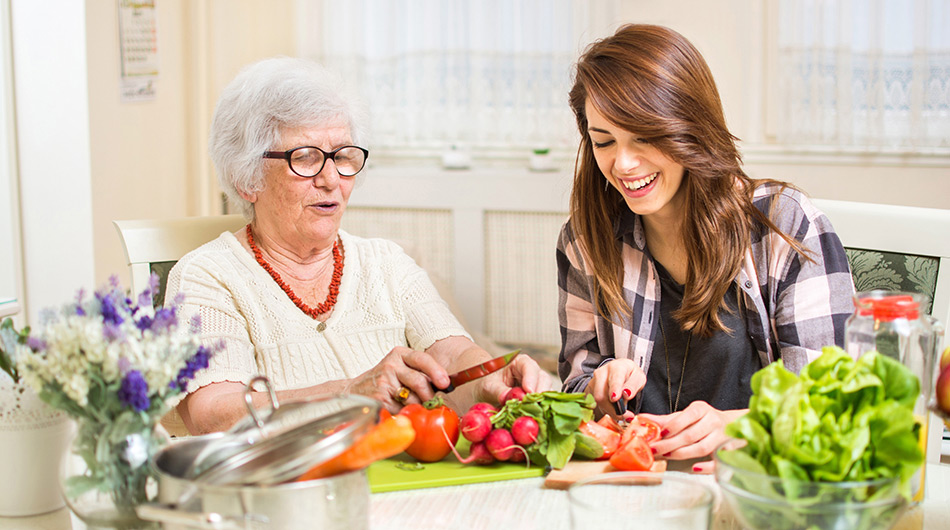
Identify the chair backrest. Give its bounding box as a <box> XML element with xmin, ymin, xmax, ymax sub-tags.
<box><xmin>812</xmin><ymin>198</ymin><xmax>950</xmax><ymax>464</ymax></box>
<box><xmin>113</xmin><ymin>214</ymin><xmax>247</xmax><ymax>437</ymax></box>
<box><xmin>113</xmin><ymin>215</ymin><xmax>247</xmax><ymax>306</ymax></box>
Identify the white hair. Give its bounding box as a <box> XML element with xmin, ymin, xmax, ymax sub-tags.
<box><xmin>208</xmin><ymin>56</ymin><xmax>369</xmax><ymax>219</ymax></box>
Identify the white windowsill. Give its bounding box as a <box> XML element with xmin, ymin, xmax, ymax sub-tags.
<box><xmin>0</xmin><ymin>298</ymin><xmax>19</xmax><ymax>319</ymax></box>
<box><xmin>741</xmin><ymin>143</ymin><xmax>950</xmax><ymax>168</ymax></box>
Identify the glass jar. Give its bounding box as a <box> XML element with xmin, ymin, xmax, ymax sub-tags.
<box><xmin>845</xmin><ymin>290</ymin><xmax>944</xmax><ymax>504</ymax></box>
<box><xmin>60</xmin><ymin>418</ymin><xmax>161</xmax><ymax>529</ymax></box>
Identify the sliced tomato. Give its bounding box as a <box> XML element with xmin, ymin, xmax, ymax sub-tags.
<box><xmin>595</xmin><ymin>414</ymin><xmax>624</xmax><ymax>434</ymax></box>
<box><xmin>609</xmin><ymin>435</ymin><xmax>654</xmax><ymax>471</ymax></box>
<box><xmin>620</xmin><ymin>416</ymin><xmax>661</xmax><ymax>447</ymax></box>
<box><xmin>579</xmin><ymin>421</ymin><xmax>621</xmax><ymax>459</ymax></box>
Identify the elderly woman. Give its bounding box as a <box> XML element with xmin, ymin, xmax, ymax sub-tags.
<box><xmin>166</xmin><ymin>57</ymin><xmax>551</xmax><ymax>434</ymax></box>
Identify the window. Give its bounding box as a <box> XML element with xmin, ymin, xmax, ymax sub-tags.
<box><xmin>298</xmin><ymin>0</ymin><xmax>621</xmax><ymax>155</ymax></box>
<box><xmin>0</xmin><ymin>0</ymin><xmax>20</xmax><ymax>318</ymax></box>
<box><xmin>775</xmin><ymin>0</ymin><xmax>950</xmax><ymax>150</ymax></box>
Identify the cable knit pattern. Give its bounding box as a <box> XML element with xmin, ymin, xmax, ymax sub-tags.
<box><xmin>163</xmin><ymin>229</ymin><xmax>471</xmax><ymax>393</ymax></box>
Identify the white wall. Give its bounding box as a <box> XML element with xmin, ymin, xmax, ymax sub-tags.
<box><xmin>86</xmin><ymin>0</ymin><xmax>295</xmax><ymax>292</ymax></box>
<box><xmin>6</xmin><ymin>0</ymin><xmax>948</xmax><ymax>326</ymax></box>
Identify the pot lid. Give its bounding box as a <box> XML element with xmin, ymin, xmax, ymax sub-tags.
<box><xmin>185</xmin><ymin>376</ymin><xmax>379</xmax><ymax>486</ymax></box>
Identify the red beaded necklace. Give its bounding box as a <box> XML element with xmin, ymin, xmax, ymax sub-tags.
<box><xmin>245</xmin><ymin>224</ymin><xmax>344</xmax><ymax>319</ymax></box>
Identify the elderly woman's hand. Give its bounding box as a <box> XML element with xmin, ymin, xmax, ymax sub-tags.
<box><xmin>345</xmin><ymin>346</ymin><xmax>450</xmax><ymax>413</ymax></box>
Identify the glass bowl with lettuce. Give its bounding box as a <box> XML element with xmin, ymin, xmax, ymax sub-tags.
<box><xmin>715</xmin><ymin>347</ymin><xmax>923</xmax><ymax>530</ymax></box>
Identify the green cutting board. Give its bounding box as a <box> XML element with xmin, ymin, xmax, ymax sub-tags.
<box><xmin>368</xmin><ymin>447</ymin><xmax>545</xmax><ymax>493</ymax></box>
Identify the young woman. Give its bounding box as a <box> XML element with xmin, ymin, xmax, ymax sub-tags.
<box><xmin>557</xmin><ymin>25</ymin><xmax>854</xmax><ymax>466</ymax></box>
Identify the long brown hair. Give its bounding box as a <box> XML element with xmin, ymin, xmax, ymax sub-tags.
<box><xmin>568</xmin><ymin>24</ymin><xmax>804</xmax><ymax>336</ymax></box>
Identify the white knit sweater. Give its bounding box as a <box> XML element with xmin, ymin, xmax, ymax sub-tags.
<box><xmin>164</xmin><ymin>229</ymin><xmax>471</xmax><ymax>392</ymax></box>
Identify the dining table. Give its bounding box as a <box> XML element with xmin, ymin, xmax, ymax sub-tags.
<box><xmin>2</xmin><ymin>461</ymin><xmax>948</xmax><ymax>530</ymax></box>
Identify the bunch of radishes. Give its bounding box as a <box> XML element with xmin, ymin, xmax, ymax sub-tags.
<box><xmin>449</xmin><ymin>391</ymin><xmax>539</xmax><ymax>465</ymax></box>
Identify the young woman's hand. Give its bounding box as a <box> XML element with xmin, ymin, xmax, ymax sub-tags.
<box><xmin>639</xmin><ymin>400</ymin><xmax>746</xmax><ymax>468</ymax></box>
<box><xmin>476</xmin><ymin>354</ymin><xmax>558</xmax><ymax>404</ymax></box>
<box><xmin>587</xmin><ymin>359</ymin><xmax>646</xmax><ymax>418</ymax></box>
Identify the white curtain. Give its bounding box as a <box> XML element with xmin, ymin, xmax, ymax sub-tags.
<box><xmin>298</xmin><ymin>0</ymin><xmax>620</xmax><ymax>152</ymax></box>
<box><xmin>777</xmin><ymin>0</ymin><xmax>950</xmax><ymax>149</ymax></box>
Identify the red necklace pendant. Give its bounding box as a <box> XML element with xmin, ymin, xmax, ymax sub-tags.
<box><xmin>245</xmin><ymin>224</ymin><xmax>345</xmax><ymax>319</ymax></box>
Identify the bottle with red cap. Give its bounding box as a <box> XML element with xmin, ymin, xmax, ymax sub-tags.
<box><xmin>845</xmin><ymin>290</ymin><xmax>944</xmax><ymax>504</ymax></box>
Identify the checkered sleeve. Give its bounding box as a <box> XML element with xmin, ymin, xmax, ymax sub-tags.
<box><xmin>556</xmin><ymin>222</ymin><xmax>608</xmax><ymax>393</ymax></box>
<box><xmin>762</xmin><ymin>189</ymin><xmax>855</xmax><ymax>373</ymax></box>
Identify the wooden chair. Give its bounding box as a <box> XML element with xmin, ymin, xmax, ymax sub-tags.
<box><xmin>113</xmin><ymin>215</ymin><xmax>246</xmax><ymax>304</ymax></box>
<box><xmin>113</xmin><ymin>214</ymin><xmax>246</xmax><ymax>436</ymax></box>
<box><xmin>812</xmin><ymin>198</ymin><xmax>950</xmax><ymax>463</ymax></box>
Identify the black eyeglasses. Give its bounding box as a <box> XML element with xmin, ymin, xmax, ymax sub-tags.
<box><xmin>262</xmin><ymin>145</ymin><xmax>369</xmax><ymax>177</ymax></box>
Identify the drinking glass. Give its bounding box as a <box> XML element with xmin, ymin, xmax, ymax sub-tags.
<box><xmin>568</xmin><ymin>472</ymin><xmax>713</xmax><ymax>530</ymax></box>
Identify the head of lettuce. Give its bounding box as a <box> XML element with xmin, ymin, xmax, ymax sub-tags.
<box><xmin>718</xmin><ymin>346</ymin><xmax>924</xmax><ymax>529</ymax></box>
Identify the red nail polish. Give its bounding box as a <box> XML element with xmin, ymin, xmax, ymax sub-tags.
<box><xmin>622</xmin><ymin>388</ymin><xmax>632</xmax><ymax>398</ymax></box>
<box><xmin>660</xmin><ymin>429</ymin><xmax>669</xmax><ymax>437</ymax></box>
<box><xmin>610</xmin><ymin>392</ymin><xmax>617</xmax><ymax>399</ymax></box>
<box><xmin>650</xmin><ymin>447</ymin><xmax>657</xmax><ymax>454</ymax></box>
<box><xmin>663</xmin><ymin>452</ymin><xmax>672</xmax><ymax>458</ymax></box>
<box><xmin>693</xmin><ymin>466</ymin><xmax>702</xmax><ymax>472</ymax></box>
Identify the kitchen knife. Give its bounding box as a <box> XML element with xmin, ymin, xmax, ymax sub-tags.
<box><xmin>436</xmin><ymin>349</ymin><xmax>521</xmax><ymax>393</ymax></box>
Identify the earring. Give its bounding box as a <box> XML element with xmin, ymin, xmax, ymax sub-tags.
<box><xmin>604</xmin><ymin>179</ymin><xmax>610</xmax><ymax>192</ymax></box>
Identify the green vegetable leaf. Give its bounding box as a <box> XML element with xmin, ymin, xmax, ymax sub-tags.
<box><xmin>870</xmin><ymin>353</ymin><xmax>920</xmax><ymax>408</ymax></box>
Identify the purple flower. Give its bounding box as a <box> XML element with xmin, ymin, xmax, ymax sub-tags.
<box><xmin>174</xmin><ymin>345</ymin><xmax>213</xmax><ymax>391</ymax></box>
<box><xmin>118</xmin><ymin>370</ymin><xmax>151</xmax><ymax>412</ymax></box>
<box><xmin>189</xmin><ymin>314</ymin><xmax>202</xmax><ymax>335</ymax></box>
<box><xmin>102</xmin><ymin>321</ymin><xmax>125</xmax><ymax>342</ymax></box>
<box><xmin>151</xmin><ymin>307</ymin><xmax>177</xmax><ymax>333</ymax></box>
<box><xmin>96</xmin><ymin>291</ymin><xmax>125</xmax><ymax>327</ymax></box>
<box><xmin>135</xmin><ymin>315</ymin><xmax>153</xmax><ymax>332</ymax></box>
<box><xmin>26</xmin><ymin>336</ymin><xmax>46</xmax><ymax>352</ymax></box>
<box><xmin>137</xmin><ymin>274</ymin><xmax>161</xmax><ymax>309</ymax></box>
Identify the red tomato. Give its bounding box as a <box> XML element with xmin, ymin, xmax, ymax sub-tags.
<box><xmin>579</xmin><ymin>421</ymin><xmax>621</xmax><ymax>459</ymax></box>
<box><xmin>609</xmin><ymin>435</ymin><xmax>654</xmax><ymax>471</ymax></box>
<box><xmin>399</xmin><ymin>401</ymin><xmax>460</xmax><ymax>462</ymax></box>
<box><xmin>595</xmin><ymin>414</ymin><xmax>624</xmax><ymax>434</ymax></box>
<box><xmin>620</xmin><ymin>416</ymin><xmax>661</xmax><ymax>447</ymax></box>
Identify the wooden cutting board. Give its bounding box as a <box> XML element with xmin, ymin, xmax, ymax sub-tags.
<box><xmin>543</xmin><ymin>459</ymin><xmax>668</xmax><ymax>489</ymax></box>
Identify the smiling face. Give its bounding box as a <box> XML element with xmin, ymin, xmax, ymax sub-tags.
<box><xmin>243</xmin><ymin>119</ymin><xmax>355</xmax><ymax>253</ymax></box>
<box><xmin>585</xmin><ymin>99</ymin><xmax>686</xmax><ymax>223</ymax></box>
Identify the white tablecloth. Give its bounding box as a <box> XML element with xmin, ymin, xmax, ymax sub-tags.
<box><xmin>3</xmin><ymin>463</ymin><xmax>948</xmax><ymax>529</ymax></box>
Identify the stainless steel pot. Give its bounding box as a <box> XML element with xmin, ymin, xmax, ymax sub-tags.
<box><xmin>138</xmin><ymin>381</ymin><xmax>379</xmax><ymax>529</ymax></box>
<box><xmin>138</xmin><ymin>433</ymin><xmax>370</xmax><ymax>530</ymax></box>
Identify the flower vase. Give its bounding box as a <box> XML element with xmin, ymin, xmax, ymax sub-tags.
<box><xmin>61</xmin><ymin>418</ymin><xmax>162</xmax><ymax>529</ymax></box>
<box><xmin>0</xmin><ymin>377</ymin><xmax>71</xmax><ymax>516</ymax></box>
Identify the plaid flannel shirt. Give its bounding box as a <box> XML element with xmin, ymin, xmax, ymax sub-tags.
<box><xmin>557</xmin><ymin>183</ymin><xmax>855</xmax><ymax>395</ymax></box>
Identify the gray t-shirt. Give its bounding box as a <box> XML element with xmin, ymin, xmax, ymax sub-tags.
<box><xmin>638</xmin><ymin>261</ymin><xmax>762</xmax><ymax>414</ymax></box>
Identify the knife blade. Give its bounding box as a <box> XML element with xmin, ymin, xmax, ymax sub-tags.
<box><xmin>435</xmin><ymin>349</ymin><xmax>521</xmax><ymax>393</ymax></box>
<box><xmin>612</xmin><ymin>397</ymin><xmax>629</xmax><ymax>427</ymax></box>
